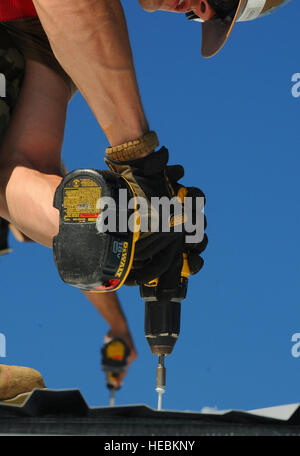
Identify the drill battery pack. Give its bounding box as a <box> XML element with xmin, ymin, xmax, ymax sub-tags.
<box><xmin>53</xmin><ymin>169</ymin><xmax>139</xmax><ymax>292</ymax></box>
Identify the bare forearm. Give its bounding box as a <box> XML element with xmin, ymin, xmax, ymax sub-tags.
<box><xmin>32</xmin><ymin>0</ymin><xmax>149</xmax><ymax>146</ymax></box>
<box><xmin>83</xmin><ymin>290</ymin><xmax>128</xmax><ymax>332</ymax></box>
<box><xmin>83</xmin><ymin>290</ymin><xmax>137</xmax><ymax>388</ymax></box>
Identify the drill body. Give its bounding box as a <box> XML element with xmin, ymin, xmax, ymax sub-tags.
<box><xmin>140</xmin><ymin>254</ymin><xmax>190</xmax><ymax>409</ymax></box>
<box><xmin>141</xmin><ymin>276</ymin><xmax>188</xmax><ymax>356</ymax></box>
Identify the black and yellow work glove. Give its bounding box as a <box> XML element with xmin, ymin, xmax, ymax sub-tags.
<box><xmin>104</xmin><ymin>132</ymin><xmax>186</xmax><ymax>283</ymax></box>
<box><xmin>165</xmin><ymin>165</ymin><xmax>208</xmax><ymax>276</ymax></box>
<box><xmin>124</xmin><ymin>165</ymin><xmax>207</xmax><ymax>286</ymax></box>
<box><xmin>104</xmin><ymin>132</ymin><xmax>175</xmax><ymax>212</ymax></box>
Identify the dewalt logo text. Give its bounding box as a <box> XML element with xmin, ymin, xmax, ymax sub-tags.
<box><xmin>115</xmin><ymin>242</ymin><xmax>129</xmax><ymax>278</ymax></box>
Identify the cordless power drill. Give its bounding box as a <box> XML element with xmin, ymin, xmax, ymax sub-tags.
<box><xmin>101</xmin><ymin>338</ymin><xmax>130</xmax><ymax>406</ymax></box>
<box><xmin>53</xmin><ymin>169</ymin><xmax>189</xmax><ymax>408</ymax></box>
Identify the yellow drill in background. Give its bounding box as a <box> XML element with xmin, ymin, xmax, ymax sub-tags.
<box><xmin>101</xmin><ymin>338</ymin><xmax>130</xmax><ymax>406</ymax></box>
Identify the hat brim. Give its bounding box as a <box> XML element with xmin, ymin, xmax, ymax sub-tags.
<box><xmin>201</xmin><ymin>0</ymin><xmax>243</xmax><ymax>58</ymax></box>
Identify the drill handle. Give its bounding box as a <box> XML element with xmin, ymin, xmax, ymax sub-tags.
<box><xmin>141</xmin><ymin>252</ymin><xmax>190</xmax><ymax>301</ymax></box>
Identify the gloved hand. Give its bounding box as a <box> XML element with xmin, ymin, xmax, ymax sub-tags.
<box><xmin>165</xmin><ymin>165</ymin><xmax>208</xmax><ymax>276</ymax></box>
<box><xmin>105</xmin><ymin>145</ymin><xmax>176</xmax><ymax>220</ymax></box>
<box><xmin>123</xmin><ymin>166</ymin><xmax>207</xmax><ymax>286</ymax></box>
<box><xmin>105</xmin><ymin>133</ymin><xmax>186</xmax><ymax>282</ymax></box>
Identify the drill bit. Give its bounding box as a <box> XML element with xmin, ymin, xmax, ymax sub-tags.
<box><xmin>155</xmin><ymin>354</ymin><xmax>166</xmax><ymax>410</ymax></box>
<box><xmin>109</xmin><ymin>388</ymin><xmax>115</xmax><ymax>407</ymax></box>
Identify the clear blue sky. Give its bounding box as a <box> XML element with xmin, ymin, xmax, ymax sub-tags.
<box><xmin>1</xmin><ymin>1</ymin><xmax>300</xmax><ymax>412</ymax></box>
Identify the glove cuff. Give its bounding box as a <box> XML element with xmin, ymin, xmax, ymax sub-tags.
<box><xmin>105</xmin><ymin>131</ymin><xmax>159</xmax><ymax>162</ymax></box>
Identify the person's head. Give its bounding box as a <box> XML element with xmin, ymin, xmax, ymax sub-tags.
<box><xmin>139</xmin><ymin>0</ymin><xmax>293</xmax><ymax>57</ymax></box>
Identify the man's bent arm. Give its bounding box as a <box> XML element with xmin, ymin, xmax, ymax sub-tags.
<box><xmin>32</xmin><ymin>0</ymin><xmax>149</xmax><ymax>148</ymax></box>
<box><xmin>83</xmin><ymin>290</ymin><xmax>129</xmax><ymax>334</ymax></box>
<box><xmin>83</xmin><ymin>290</ymin><xmax>137</xmax><ymax>387</ymax></box>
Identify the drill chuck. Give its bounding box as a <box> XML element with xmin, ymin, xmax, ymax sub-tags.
<box><xmin>140</xmin><ymin>265</ymin><xmax>189</xmax><ymax>409</ymax></box>
<box><xmin>141</xmin><ymin>278</ymin><xmax>187</xmax><ymax>355</ymax></box>
<box><xmin>144</xmin><ymin>299</ymin><xmax>181</xmax><ymax>355</ymax></box>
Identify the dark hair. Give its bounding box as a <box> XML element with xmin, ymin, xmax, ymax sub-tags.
<box><xmin>208</xmin><ymin>0</ymin><xmax>239</xmax><ymax>18</ymax></box>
